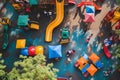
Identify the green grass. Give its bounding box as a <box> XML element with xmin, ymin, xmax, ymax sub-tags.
<box><xmin>117</xmin><ymin>0</ymin><xmax>120</xmax><ymax>5</ymax></box>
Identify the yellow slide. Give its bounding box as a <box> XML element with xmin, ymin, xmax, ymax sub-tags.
<box><xmin>111</xmin><ymin>7</ymin><xmax>120</xmax><ymax>22</ymax></box>
<box><xmin>45</xmin><ymin>0</ymin><xmax>64</xmax><ymax>42</ymax></box>
<box><xmin>111</xmin><ymin>11</ymin><xmax>120</xmax><ymax>22</ymax></box>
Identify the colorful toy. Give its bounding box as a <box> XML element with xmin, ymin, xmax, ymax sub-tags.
<box><xmin>74</xmin><ymin>53</ymin><xmax>102</xmax><ymax>77</ymax></box>
<box><xmin>16</xmin><ymin>39</ymin><xmax>26</xmax><ymax>49</ymax></box>
<box><xmin>17</xmin><ymin>15</ymin><xmax>40</xmax><ymax>30</ymax></box>
<box><xmin>104</xmin><ymin>7</ymin><xmax>120</xmax><ymax>23</ymax></box>
<box><xmin>45</xmin><ymin>0</ymin><xmax>64</xmax><ymax>42</ymax></box>
<box><xmin>21</xmin><ymin>47</ymin><xmax>29</xmax><ymax>56</ymax></box>
<box><xmin>86</xmin><ymin>6</ymin><xmax>95</xmax><ymax>13</ymax></box>
<box><xmin>20</xmin><ymin>45</ymin><xmax>44</xmax><ymax>56</ymax></box>
<box><xmin>35</xmin><ymin>46</ymin><xmax>44</xmax><ymax>55</ymax></box>
<box><xmin>86</xmin><ymin>64</ymin><xmax>98</xmax><ymax>76</ymax></box>
<box><xmin>83</xmin><ymin>5</ymin><xmax>95</xmax><ymax>23</ymax></box>
<box><xmin>0</xmin><ymin>17</ymin><xmax>11</xmax><ymax>25</ymax></box>
<box><xmin>88</xmin><ymin>53</ymin><xmax>103</xmax><ymax>69</ymax></box>
<box><xmin>74</xmin><ymin>57</ymin><xmax>88</xmax><ymax>69</ymax></box>
<box><xmin>103</xmin><ymin>38</ymin><xmax>112</xmax><ymax>58</ymax></box>
<box><xmin>59</xmin><ymin>27</ymin><xmax>70</xmax><ymax>44</ymax></box>
<box><xmin>12</xmin><ymin>3</ymin><xmax>21</xmax><ymax>10</ymax></box>
<box><xmin>110</xmin><ymin>7</ymin><xmax>120</xmax><ymax>22</ymax></box>
<box><xmin>28</xmin><ymin>21</ymin><xmax>40</xmax><ymax>30</ymax></box>
<box><xmin>17</xmin><ymin>15</ymin><xmax>29</xmax><ymax>26</ymax></box>
<box><xmin>28</xmin><ymin>46</ymin><xmax>36</xmax><ymax>56</ymax></box>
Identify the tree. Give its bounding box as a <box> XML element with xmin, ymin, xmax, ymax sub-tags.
<box><xmin>113</xmin><ymin>45</ymin><xmax>120</xmax><ymax>71</ymax></box>
<box><xmin>114</xmin><ymin>19</ymin><xmax>120</xmax><ymax>71</ymax></box>
<box><xmin>0</xmin><ymin>54</ymin><xmax>6</xmax><ymax>80</ymax></box>
<box><xmin>7</xmin><ymin>54</ymin><xmax>58</xmax><ymax>80</ymax></box>
<box><xmin>117</xmin><ymin>0</ymin><xmax>120</xmax><ymax>5</ymax></box>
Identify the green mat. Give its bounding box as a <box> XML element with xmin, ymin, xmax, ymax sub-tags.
<box><xmin>29</xmin><ymin>0</ymin><xmax>38</xmax><ymax>5</ymax></box>
<box><xmin>17</xmin><ymin>15</ymin><xmax>29</xmax><ymax>26</ymax></box>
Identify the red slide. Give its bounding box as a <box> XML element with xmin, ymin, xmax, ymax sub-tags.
<box><xmin>103</xmin><ymin>45</ymin><xmax>112</xmax><ymax>58</ymax></box>
<box><xmin>77</xmin><ymin>2</ymin><xmax>101</xmax><ymax>10</ymax></box>
<box><xmin>115</xmin><ymin>20</ymin><xmax>120</xmax><ymax>30</ymax></box>
<box><xmin>104</xmin><ymin>10</ymin><xmax>115</xmax><ymax>21</ymax></box>
<box><xmin>68</xmin><ymin>0</ymin><xmax>76</xmax><ymax>4</ymax></box>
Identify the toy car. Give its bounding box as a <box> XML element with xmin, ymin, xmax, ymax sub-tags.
<box><xmin>59</xmin><ymin>27</ymin><xmax>70</xmax><ymax>44</ymax></box>
<box><xmin>12</xmin><ymin>3</ymin><xmax>21</xmax><ymax>10</ymax></box>
<box><xmin>0</xmin><ymin>17</ymin><xmax>11</xmax><ymax>25</ymax></box>
<box><xmin>28</xmin><ymin>21</ymin><xmax>40</xmax><ymax>30</ymax></box>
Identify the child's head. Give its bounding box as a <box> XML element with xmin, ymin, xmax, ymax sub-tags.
<box><xmin>72</xmin><ymin>50</ymin><xmax>75</xmax><ymax>53</ymax></box>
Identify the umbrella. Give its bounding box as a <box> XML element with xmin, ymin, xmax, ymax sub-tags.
<box><xmin>86</xmin><ymin>6</ymin><xmax>95</xmax><ymax>13</ymax></box>
<box><xmin>48</xmin><ymin>45</ymin><xmax>62</xmax><ymax>59</ymax></box>
<box><xmin>84</xmin><ymin>13</ymin><xmax>95</xmax><ymax>22</ymax></box>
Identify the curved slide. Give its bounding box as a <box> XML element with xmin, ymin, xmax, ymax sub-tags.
<box><xmin>103</xmin><ymin>45</ymin><xmax>112</xmax><ymax>58</ymax></box>
<box><xmin>114</xmin><ymin>10</ymin><xmax>120</xmax><ymax>18</ymax></box>
<box><xmin>77</xmin><ymin>2</ymin><xmax>101</xmax><ymax>10</ymax></box>
<box><xmin>110</xmin><ymin>8</ymin><xmax>120</xmax><ymax>22</ymax></box>
<box><xmin>45</xmin><ymin>0</ymin><xmax>64</xmax><ymax>42</ymax></box>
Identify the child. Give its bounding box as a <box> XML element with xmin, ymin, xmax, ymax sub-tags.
<box><xmin>86</xmin><ymin>34</ymin><xmax>93</xmax><ymax>43</ymax></box>
<box><xmin>66</xmin><ymin>49</ymin><xmax>75</xmax><ymax>57</ymax></box>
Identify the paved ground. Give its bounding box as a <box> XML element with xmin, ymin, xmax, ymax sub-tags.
<box><xmin>0</xmin><ymin>0</ymin><xmax>119</xmax><ymax>80</ymax></box>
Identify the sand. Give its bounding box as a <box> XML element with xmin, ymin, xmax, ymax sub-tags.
<box><xmin>66</xmin><ymin>0</ymin><xmax>117</xmax><ymax>42</ymax></box>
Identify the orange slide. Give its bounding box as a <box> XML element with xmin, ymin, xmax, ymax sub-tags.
<box><xmin>77</xmin><ymin>2</ymin><xmax>101</xmax><ymax>10</ymax></box>
<box><xmin>45</xmin><ymin>0</ymin><xmax>64</xmax><ymax>42</ymax></box>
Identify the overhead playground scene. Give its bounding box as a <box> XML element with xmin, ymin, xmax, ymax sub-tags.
<box><xmin>0</xmin><ymin>0</ymin><xmax>120</xmax><ymax>80</ymax></box>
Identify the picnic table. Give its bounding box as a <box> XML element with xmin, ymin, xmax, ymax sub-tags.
<box><xmin>17</xmin><ymin>15</ymin><xmax>29</xmax><ymax>26</ymax></box>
